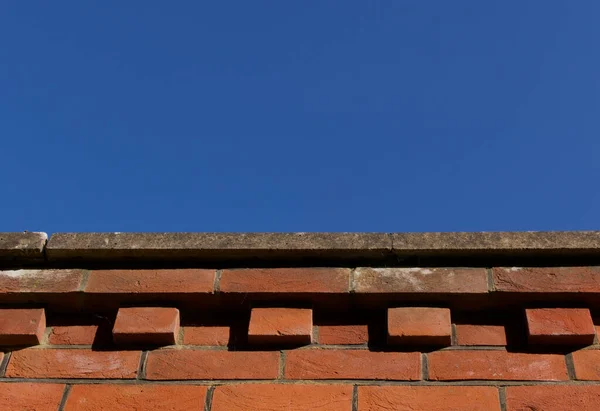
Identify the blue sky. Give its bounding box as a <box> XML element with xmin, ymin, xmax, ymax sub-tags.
<box><xmin>1</xmin><ymin>1</ymin><xmax>598</xmax><ymax>234</ymax></box>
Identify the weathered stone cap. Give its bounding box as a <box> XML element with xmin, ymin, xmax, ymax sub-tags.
<box><xmin>43</xmin><ymin>231</ymin><xmax>600</xmax><ymax>262</ymax></box>
<box><xmin>0</xmin><ymin>232</ymin><xmax>47</xmax><ymax>262</ymax></box>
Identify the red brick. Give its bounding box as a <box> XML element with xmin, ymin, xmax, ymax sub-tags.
<box><xmin>86</xmin><ymin>269</ymin><xmax>214</xmax><ymax>293</ymax></box>
<box><xmin>0</xmin><ymin>308</ymin><xmax>46</xmax><ymax>346</ymax></box>
<box><xmin>388</xmin><ymin>307</ymin><xmax>451</xmax><ymax>345</ymax></box>
<box><xmin>572</xmin><ymin>349</ymin><xmax>600</xmax><ymax>380</ymax></box>
<box><xmin>285</xmin><ymin>349</ymin><xmax>421</xmax><ymax>380</ymax></box>
<box><xmin>455</xmin><ymin>325</ymin><xmax>507</xmax><ymax>346</ymax></box>
<box><xmin>354</xmin><ymin>267</ymin><xmax>488</xmax><ymax>293</ymax></box>
<box><xmin>248</xmin><ymin>308</ymin><xmax>312</xmax><ymax>345</ymax></box>
<box><xmin>506</xmin><ymin>385</ymin><xmax>600</xmax><ymax>411</ymax></box>
<box><xmin>212</xmin><ymin>384</ymin><xmax>352</xmax><ymax>411</ymax></box>
<box><xmin>49</xmin><ymin>325</ymin><xmax>99</xmax><ymax>345</ymax></box>
<box><xmin>64</xmin><ymin>384</ymin><xmax>207</xmax><ymax>411</ymax></box>
<box><xmin>428</xmin><ymin>350</ymin><xmax>568</xmax><ymax>381</ymax></box>
<box><xmin>183</xmin><ymin>326</ymin><xmax>229</xmax><ymax>345</ymax></box>
<box><xmin>493</xmin><ymin>266</ymin><xmax>600</xmax><ymax>292</ymax></box>
<box><xmin>0</xmin><ymin>382</ymin><xmax>65</xmax><ymax>411</ymax></box>
<box><xmin>219</xmin><ymin>268</ymin><xmax>349</xmax><ymax>293</ymax></box>
<box><xmin>359</xmin><ymin>386</ymin><xmax>501</xmax><ymax>411</ymax></box>
<box><xmin>0</xmin><ymin>269</ymin><xmax>83</xmax><ymax>292</ymax></box>
<box><xmin>6</xmin><ymin>349</ymin><xmax>141</xmax><ymax>379</ymax></box>
<box><xmin>113</xmin><ymin>307</ymin><xmax>179</xmax><ymax>346</ymax></box>
<box><xmin>526</xmin><ymin>308</ymin><xmax>595</xmax><ymax>345</ymax></box>
<box><xmin>318</xmin><ymin>325</ymin><xmax>368</xmax><ymax>345</ymax></box>
<box><xmin>146</xmin><ymin>349</ymin><xmax>279</xmax><ymax>380</ymax></box>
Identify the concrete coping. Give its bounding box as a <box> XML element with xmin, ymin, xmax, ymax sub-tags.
<box><xmin>0</xmin><ymin>232</ymin><xmax>47</xmax><ymax>261</ymax></box>
<box><xmin>34</xmin><ymin>231</ymin><xmax>600</xmax><ymax>263</ymax></box>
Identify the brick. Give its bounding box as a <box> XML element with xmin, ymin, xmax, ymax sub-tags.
<box><xmin>359</xmin><ymin>386</ymin><xmax>501</xmax><ymax>411</ymax></box>
<box><xmin>49</xmin><ymin>325</ymin><xmax>99</xmax><ymax>345</ymax></box>
<box><xmin>146</xmin><ymin>349</ymin><xmax>279</xmax><ymax>380</ymax></box>
<box><xmin>455</xmin><ymin>325</ymin><xmax>507</xmax><ymax>346</ymax></box>
<box><xmin>354</xmin><ymin>267</ymin><xmax>488</xmax><ymax>294</ymax></box>
<box><xmin>493</xmin><ymin>266</ymin><xmax>600</xmax><ymax>292</ymax></box>
<box><xmin>248</xmin><ymin>308</ymin><xmax>312</xmax><ymax>345</ymax></box>
<box><xmin>6</xmin><ymin>349</ymin><xmax>141</xmax><ymax>379</ymax></box>
<box><xmin>318</xmin><ymin>325</ymin><xmax>368</xmax><ymax>345</ymax></box>
<box><xmin>212</xmin><ymin>384</ymin><xmax>352</xmax><ymax>411</ymax></box>
<box><xmin>572</xmin><ymin>350</ymin><xmax>600</xmax><ymax>380</ymax></box>
<box><xmin>183</xmin><ymin>326</ymin><xmax>229</xmax><ymax>345</ymax></box>
<box><xmin>113</xmin><ymin>307</ymin><xmax>179</xmax><ymax>346</ymax></box>
<box><xmin>85</xmin><ymin>269</ymin><xmax>214</xmax><ymax>293</ymax></box>
<box><xmin>526</xmin><ymin>308</ymin><xmax>595</xmax><ymax>345</ymax></box>
<box><xmin>428</xmin><ymin>350</ymin><xmax>568</xmax><ymax>381</ymax></box>
<box><xmin>506</xmin><ymin>385</ymin><xmax>600</xmax><ymax>411</ymax></box>
<box><xmin>285</xmin><ymin>349</ymin><xmax>420</xmax><ymax>380</ymax></box>
<box><xmin>64</xmin><ymin>384</ymin><xmax>207</xmax><ymax>411</ymax></box>
<box><xmin>0</xmin><ymin>308</ymin><xmax>46</xmax><ymax>346</ymax></box>
<box><xmin>0</xmin><ymin>269</ymin><xmax>83</xmax><ymax>293</ymax></box>
<box><xmin>388</xmin><ymin>307</ymin><xmax>451</xmax><ymax>345</ymax></box>
<box><xmin>219</xmin><ymin>268</ymin><xmax>349</xmax><ymax>293</ymax></box>
<box><xmin>0</xmin><ymin>382</ymin><xmax>65</xmax><ymax>411</ymax></box>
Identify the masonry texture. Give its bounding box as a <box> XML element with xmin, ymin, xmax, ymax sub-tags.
<box><xmin>1</xmin><ymin>231</ymin><xmax>600</xmax><ymax>410</ymax></box>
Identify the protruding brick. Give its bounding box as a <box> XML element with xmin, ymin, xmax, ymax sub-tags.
<box><xmin>65</xmin><ymin>384</ymin><xmax>207</xmax><ymax>411</ymax></box>
<box><xmin>455</xmin><ymin>325</ymin><xmax>507</xmax><ymax>346</ymax></box>
<box><xmin>146</xmin><ymin>349</ymin><xmax>279</xmax><ymax>380</ymax></box>
<box><xmin>0</xmin><ymin>382</ymin><xmax>65</xmax><ymax>411</ymax></box>
<box><xmin>526</xmin><ymin>308</ymin><xmax>595</xmax><ymax>345</ymax></box>
<box><xmin>6</xmin><ymin>349</ymin><xmax>141</xmax><ymax>379</ymax></box>
<box><xmin>428</xmin><ymin>350</ymin><xmax>568</xmax><ymax>381</ymax></box>
<box><xmin>86</xmin><ymin>269</ymin><xmax>214</xmax><ymax>294</ymax></box>
<box><xmin>506</xmin><ymin>385</ymin><xmax>600</xmax><ymax>411</ymax></box>
<box><xmin>248</xmin><ymin>308</ymin><xmax>312</xmax><ymax>345</ymax></box>
<box><xmin>318</xmin><ymin>325</ymin><xmax>368</xmax><ymax>345</ymax></box>
<box><xmin>359</xmin><ymin>386</ymin><xmax>501</xmax><ymax>411</ymax></box>
<box><xmin>572</xmin><ymin>350</ymin><xmax>600</xmax><ymax>380</ymax></box>
<box><xmin>388</xmin><ymin>307</ymin><xmax>451</xmax><ymax>345</ymax></box>
<box><xmin>0</xmin><ymin>308</ymin><xmax>46</xmax><ymax>346</ymax></box>
<box><xmin>212</xmin><ymin>384</ymin><xmax>353</xmax><ymax>411</ymax></box>
<box><xmin>354</xmin><ymin>267</ymin><xmax>488</xmax><ymax>294</ymax></box>
<box><xmin>285</xmin><ymin>349</ymin><xmax>421</xmax><ymax>380</ymax></box>
<box><xmin>493</xmin><ymin>267</ymin><xmax>600</xmax><ymax>293</ymax></box>
<box><xmin>220</xmin><ymin>268</ymin><xmax>349</xmax><ymax>293</ymax></box>
<box><xmin>183</xmin><ymin>326</ymin><xmax>230</xmax><ymax>346</ymax></box>
<box><xmin>113</xmin><ymin>307</ymin><xmax>180</xmax><ymax>346</ymax></box>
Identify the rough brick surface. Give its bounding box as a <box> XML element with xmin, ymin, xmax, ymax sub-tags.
<box><xmin>572</xmin><ymin>350</ymin><xmax>600</xmax><ymax>380</ymax></box>
<box><xmin>86</xmin><ymin>269</ymin><xmax>214</xmax><ymax>293</ymax></box>
<box><xmin>220</xmin><ymin>268</ymin><xmax>349</xmax><ymax>293</ymax></box>
<box><xmin>113</xmin><ymin>307</ymin><xmax>180</xmax><ymax>346</ymax></box>
<box><xmin>388</xmin><ymin>307</ymin><xmax>451</xmax><ymax>345</ymax></box>
<box><xmin>506</xmin><ymin>385</ymin><xmax>600</xmax><ymax>411</ymax></box>
<box><xmin>526</xmin><ymin>308</ymin><xmax>595</xmax><ymax>345</ymax></box>
<box><xmin>183</xmin><ymin>326</ymin><xmax>229</xmax><ymax>345</ymax></box>
<box><xmin>49</xmin><ymin>325</ymin><xmax>99</xmax><ymax>345</ymax></box>
<box><xmin>64</xmin><ymin>384</ymin><xmax>207</xmax><ymax>411</ymax></box>
<box><xmin>0</xmin><ymin>269</ymin><xmax>83</xmax><ymax>293</ymax></box>
<box><xmin>146</xmin><ymin>349</ymin><xmax>279</xmax><ymax>380</ymax></box>
<box><xmin>248</xmin><ymin>308</ymin><xmax>312</xmax><ymax>345</ymax></box>
<box><xmin>0</xmin><ymin>382</ymin><xmax>65</xmax><ymax>411</ymax></box>
<box><xmin>455</xmin><ymin>325</ymin><xmax>507</xmax><ymax>346</ymax></box>
<box><xmin>285</xmin><ymin>349</ymin><xmax>421</xmax><ymax>380</ymax></box>
<box><xmin>359</xmin><ymin>386</ymin><xmax>501</xmax><ymax>411</ymax></box>
<box><xmin>6</xmin><ymin>349</ymin><xmax>141</xmax><ymax>379</ymax></box>
<box><xmin>318</xmin><ymin>325</ymin><xmax>368</xmax><ymax>345</ymax></box>
<box><xmin>0</xmin><ymin>308</ymin><xmax>46</xmax><ymax>346</ymax></box>
<box><xmin>428</xmin><ymin>350</ymin><xmax>568</xmax><ymax>381</ymax></box>
<box><xmin>354</xmin><ymin>267</ymin><xmax>488</xmax><ymax>293</ymax></box>
<box><xmin>493</xmin><ymin>266</ymin><xmax>600</xmax><ymax>292</ymax></box>
<box><xmin>212</xmin><ymin>384</ymin><xmax>352</xmax><ymax>411</ymax></box>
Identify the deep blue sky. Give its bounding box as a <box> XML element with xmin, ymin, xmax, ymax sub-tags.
<box><xmin>1</xmin><ymin>2</ymin><xmax>598</xmax><ymax>234</ymax></box>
